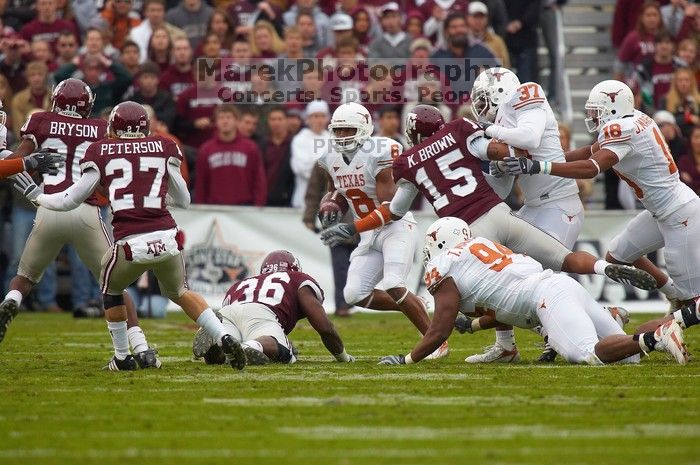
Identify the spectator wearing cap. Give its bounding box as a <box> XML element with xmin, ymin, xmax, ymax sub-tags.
<box><xmin>653</xmin><ymin>110</ymin><xmax>686</xmax><ymax>161</ymax></box>
<box><xmin>129</xmin><ymin>0</ymin><xmax>186</xmax><ymax>64</ymax></box>
<box><xmin>467</xmin><ymin>1</ymin><xmax>510</xmax><ymax>68</ymax></box>
<box><xmin>614</xmin><ymin>1</ymin><xmax>663</xmax><ymax>82</ymax></box>
<box><xmin>290</xmin><ymin>100</ymin><xmax>330</xmax><ymax>208</ymax></box>
<box><xmin>660</xmin><ymin>67</ymin><xmax>700</xmax><ymax>138</ymax></box>
<box><xmin>55</xmin><ymin>53</ymin><xmax>132</xmax><ymax>116</ymax></box>
<box><xmin>11</xmin><ymin>61</ymin><xmax>50</xmax><ymax>135</ymax></box>
<box><xmin>405</xmin><ymin>10</ymin><xmax>425</xmax><ymax>40</ymax></box>
<box><xmin>260</xmin><ymin>106</ymin><xmax>295</xmax><ymax>207</ymax></box>
<box><xmin>503</xmin><ymin>0</ymin><xmax>541</xmax><ymax>84</ymax></box>
<box><xmin>131</xmin><ymin>61</ymin><xmax>176</xmax><ymax>130</ymax></box>
<box><xmin>166</xmin><ymin>0</ymin><xmax>213</xmax><ymax>49</ymax></box>
<box><xmin>0</xmin><ymin>33</ymin><xmax>29</xmax><ymax>93</ymax></box>
<box><xmin>283</xmin><ymin>0</ymin><xmax>332</xmax><ymax>48</ymax></box>
<box><xmin>195</xmin><ymin>105</ymin><xmax>267</xmax><ymax>206</ymax></box>
<box><xmin>431</xmin><ymin>12</ymin><xmax>497</xmax><ymax>101</ymax></box>
<box><xmin>368</xmin><ymin>2</ymin><xmax>410</xmax><ymax>60</ymax></box>
<box><xmin>92</xmin><ymin>0</ymin><xmax>142</xmax><ymax>49</ymax></box>
<box><xmin>633</xmin><ymin>31</ymin><xmax>685</xmax><ymax>112</ymax></box>
<box><xmin>316</xmin><ymin>13</ymin><xmax>355</xmax><ymax>59</ymax></box>
<box><xmin>678</xmin><ymin>125</ymin><xmax>700</xmax><ymax>194</ymax></box>
<box><xmin>418</xmin><ymin>0</ymin><xmax>469</xmax><ymax>43</ymax></box>
<box><xmin>19</xmin><ymin>0</ymin><xmax>79</xmax><ymax>53</ymax></box>
<box><xmin>159</xmin><ymin>37</ymin><xmax>194</xmax><ymax>100</ymax></box>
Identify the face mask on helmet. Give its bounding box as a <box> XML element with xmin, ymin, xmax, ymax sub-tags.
<box><xmin>470</xmin><ymin>86</ymin><xmax>497</xmax><ymax>123</ymax></box>
<box><xmin>0</xmin><ymin>109</ymin><xmax>5</xmax><ymax>127</ymax></box>
<box><xmin>584</xmin><ymin>103</ymin><xmax>608</xmax><ymax>133</ymax></box>
<box><xmin>330</xmin><ymin>125</ymin><xmax>362</xmax><ymax>154</ymax></box>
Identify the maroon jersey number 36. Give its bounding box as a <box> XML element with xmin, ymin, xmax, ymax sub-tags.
<box><xmin>392</xmin><ymin>118</ymin><xmax>501</xmax><ymax>223</ymax></box>
<box><xmin>223</xmin><ymin>270</ymin><xmax>324</xmax><ymax>334</ymax></box>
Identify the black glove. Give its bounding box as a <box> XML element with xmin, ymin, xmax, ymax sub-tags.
<box><xmin>23</xmin><ymin>148</ymin><xmax>64</xmax><ymax>175</ymax></box>
<box><xmin>320</xmin><ymin>222</ymin><xmax>356</xmax><ymax>247</ymax></box>
<box><xmin>455</xmin><ymin>313</ymin><xmax>474</xmax><ymax>334</ymax></box>
<box><xmin>377</xmin><ymin>354</ymin><xmax>405</xmax><ymax>365</ymax></box>
<box><xmin>502</xmin><ymin>156</ymin><xmax>541</xmax><ymax>176</ymax></box>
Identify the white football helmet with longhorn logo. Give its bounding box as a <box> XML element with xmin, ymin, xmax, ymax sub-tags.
<box><xmin>584</xmin><ymin>80</ymin><xmax>634</xmax><ymax>133</ymax></box>
<box><xmin>328</xmin><ymin>102</ymin><xmax>373</xmax><ymax>155</ymax></box>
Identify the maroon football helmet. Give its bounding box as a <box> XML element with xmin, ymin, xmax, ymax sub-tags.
<box><xmin>51</xmin><ymin>78</ymin><xmax>95</xmax><ymax>118</ymax></box>
<box><xmin>405</xmin><ymin>104</ymin><xmax>445</xmax><ymax>147</ymax></box>
<box><xmin>108</xmin><ymin>101</ymin><xmax>150</xmax><ymax>138</ymax></box>
<box><xmin>260</xmin><ymin>250</ymin><xmax>301</xmax><ymax>274</ymax></box>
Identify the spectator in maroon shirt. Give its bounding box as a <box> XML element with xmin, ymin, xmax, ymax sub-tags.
<box><xmin>250</xmin><ymin>20</ymin><xmax>284</xmax><ymax>59</ymax></box>
<box><xmin>174</xmin><ymin>64</ymin><xmax>217</xmax><ymax>148</ymax></box>
<box><xmin>160</xmin><ymin>37</ymin><xmax>194</xmax><ymax>100</ymax></box>
<box><xmin>195</xmin><ymin>105</ymin><xmax>267</xmax><ymax>206</ymax></box>
<box><xmin>147</xmin><ymin>25</ymin><xmax>173</xmax><ymax>72</ymax></box>
<box><xmin>633</xmin><ymin>30</ymin><xmax>685</xmax><ymax>112</ymax></box>
<box><xmin>260</xmin><ymin>106</ymin><xmax>295</xmax><ymax>206</ymax></box>
<box><xmin>19</xmin><ymin>0</ymin><xmax>79</xmax><ymax>53</ymax></box>
<box><xmin>614</xmin><ymin>1</ymin><xmax>664</xmax><ymax>81</ymax></box>
<box><xmin>678</xmin><ymin>125</ymin><xmax>700</xmax><ymax>194</ymax></box>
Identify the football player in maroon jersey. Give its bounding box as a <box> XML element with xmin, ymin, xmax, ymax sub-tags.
<box><xmin>0</xmin><ymin>80</ymin><xmax>161</xmax><ymax>369</ymax></box>
<box><xmin>322</xmin><ymin>104</ymin><xmax>657</xmax><ymax>363</ymax></box>
<box><xmin>16</xmin><ymin>101</ymin><xmax>247</xmax><ymax>371</ymax></box>
<box><xmin>193</xmin><ymin>250</ymin><xmax>354</xmax><ymax>365</ymax></box>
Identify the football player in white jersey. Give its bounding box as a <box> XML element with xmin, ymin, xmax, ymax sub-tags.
<box><xmin>503</xmin><ymin>80</ymin><xmax>700</xmax><ymax>329</ymax></box>
<box><xmin>473</xmin><ymin>68</ymin><xmax>583</xmax><ymax>249</ymax></box>
<box><xmin>317</xmin><ymin>102</ymin><xmax>447</xmax><ymax>358</ymax></box>
<box><xmin>378</xmin><ymin>217</ymin><xmax>688</xmax><ymax>366</ymax></box>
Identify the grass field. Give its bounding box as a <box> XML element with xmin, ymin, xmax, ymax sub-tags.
<box><xmin>1</xmin><ymin>311</ymin><xmax>699</xmax><ymax>465</ymax></box>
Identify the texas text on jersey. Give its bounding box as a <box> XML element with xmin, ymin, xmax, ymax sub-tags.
<box><xmin>223</xmin><ymin>270</ymin><xmax>324</xmax><ymax>334</ymax></box>
<box><xmin>79</xmin><ymin>134</ymin><xmax>182</xmax><ymax>241</ymax></box>
<box><xmin>21</xmin><ymin>111</ymin><xmax>107</xmax><ymax>204</ymax></box>
<box><xmin>392</xmin><ymin>118</ymin><xmax>501</xmax><ymax>222</ymax></box>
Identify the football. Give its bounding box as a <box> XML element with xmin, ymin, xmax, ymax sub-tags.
<box><xmin>319</xmin><ymin>191</ymin><xmax>349</xmax><ymax>218</ymax></box>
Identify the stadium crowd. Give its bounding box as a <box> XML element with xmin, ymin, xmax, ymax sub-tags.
<box><xmin>0</xmin><ymin>0</ymin><xmax>698</xmax><ymax>314</ymax></box>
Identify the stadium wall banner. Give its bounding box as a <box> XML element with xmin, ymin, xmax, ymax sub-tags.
<box><xmin>171</xmin><ymin>206</ymin><xmax>667</xmax><ymax>313</ymax></box>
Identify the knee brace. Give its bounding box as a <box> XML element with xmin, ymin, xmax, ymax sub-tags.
<box><xmin>102</xmin><ymin>293</ymin><xmax>124</xmax><ymax>309</ymax></box>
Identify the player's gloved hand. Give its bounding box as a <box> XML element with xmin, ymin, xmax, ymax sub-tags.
<box><xmin>320</xmin><ymin>222</ymin><xmax>356</xmax><ymax>247</ymax></box>
<box><xmin>488</xmin><ymin>160</ymin><xmax>508</xmax><ymax>178</ymax></box>
<box><xmin>455</xmin><ymin>313</ymin><xmax>474</xmax><ymax>334</ymax></box>
<box><xmin>377</xmin><ymin>354</ymin><xmax>405</xmax><ymax>365</ymax></box>
<box><xmin>318</xmin><ymin>209</ymin><xmax>340</xmax><ymax>229</ymax></box>
<box><xmin>503</xmin><ymin>156</ymin><xmax>546</xmax><ymax>176</ymax></box>
<box><xmin>13</xmin><ymin>171</ymin><xmax>40</xmax><ymax>204</ymax></box>
<box><xmin>23</xmin><ymin>148</ymin><xmax>64</xmax><ymax>175</ymax></box>
<box><xmin>480</xmin><ymin>121</ymin><xmax>493</xmax><ymax>133</ymax></box>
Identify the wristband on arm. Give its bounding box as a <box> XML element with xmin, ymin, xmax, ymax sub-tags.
<box><xmin>353</xmin><ymin>203</ymin><xmax>393</xmax><ymax>233</ymax></box>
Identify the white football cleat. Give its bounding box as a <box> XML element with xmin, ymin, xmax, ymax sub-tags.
<box><xmin>607</xmin><ymin>306</ymin><xmax>630</xmax><ymax>329</ymax></box>
<box><xmin>425</xmin><ymin>341</ymin><xmax>449</xmax><ymax>359</ymax></box>
<box><xmin>465</xmin><ymin>344</ymin><xmax>521</xmax><ymax>363</ymax></box>
<box><xmin>654</xmin><ymin>320</ymin><xmax>689</xmax><ymax>365</ymax></box>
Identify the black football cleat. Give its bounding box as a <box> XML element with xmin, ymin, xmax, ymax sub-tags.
<box><xmin>604</xmin><ymin>264</ymin><xmax>657</xmax><ymax>291</ymax></box>
<box><xmin>203</xmin><ymin>344</ymin><xmax>226</xmax><ymax>365</ymax></box>
<box><xmin>221</xmin><ymin>335</ymin><xmax>246</xmax><ymax>370</ymax></box>
<box><xmin>537</xmin><ymin>338</ymin><xmax>558</xmax><ymax>363</ymax></box>
<box><xmin>243</xmin><ymin>346</ymin><xmax>271</xmax><ymax>365</ymax></box>
<box><xmin>134</xmin><ymin>347</ymin><xmax>162</xmax><ymax>368</ymax></box>
<box><xmin>103</xmin><ymin>355</ymin><xmax>138</xmax><ymax>371</ymax></box>
<box><xmin>0</xmin><ymin>298</ymin><xmax>19</xmax><ymax>344</ymax></box>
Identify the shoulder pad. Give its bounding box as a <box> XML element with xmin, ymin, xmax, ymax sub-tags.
<box><xmin>510</xmin><ymin>82</ymin><xmax>547</xmax><ymax>112</ymax></box>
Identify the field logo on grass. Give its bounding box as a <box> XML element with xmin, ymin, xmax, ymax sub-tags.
<box><xmin>185</xmin><ymin>219</ymin><xmax>265</xmax><ymax>295</ymax></box>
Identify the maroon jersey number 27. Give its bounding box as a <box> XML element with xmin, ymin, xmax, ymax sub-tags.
<box><xmin>392</xmin><ymin>118</ymin><xmax>501</xmax><ymax>223</ymax></box>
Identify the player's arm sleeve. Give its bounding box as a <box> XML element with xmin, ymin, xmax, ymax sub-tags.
<box><xmin>486</xmin><ymin>106</ymin><xmax>547</xmax><ymax>151</ymax></box>
<box><xmin>299</xmin><ymin>274</ymin><xmax>325</xmax><ymax>304</ymax></box>
<box><xmin>468</xmin><ymin>135</ymin><xmax>491</xmax><ymax>161</ymax></box>
<box><xmin>389</xmin><ymin>181</ymin><xmax>418</xmax><ymax>218</ymax></box>
<box><xmin>597</xmin><ymin>125</ymin><xmax>633</xmax><ymax>160</ymax></box>
<box><xmin>36</xmin><ymin>168</ymin><xmax>99</xmax><ymax>211</ymax></box>
<box><xmin>0</xmin><ymin>158</ymin><xmax>26</xmax><ymax>177</ymax></box>
<box><xmin>166</xmin><ymin>156</ymin><xmax>191</xmax><ymax>208</ymax></box>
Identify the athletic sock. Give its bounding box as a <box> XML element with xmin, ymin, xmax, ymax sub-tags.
<box><xmin>107</xmin><ymin>321</ymin><xmax>130</xmax><ymax>360</ymax></box>
<box><xmin>634</xmin><ymin>332</ymin><xmax>658</xmax><ymax>353</ymax></box>
<box><xmin>659</xmin><ymin>278</ymin><xmax>679</xmax><ymax>300</ymax></box>
<box><xmin>495</xmin><ymin>329</ymin><xmax>516</xmax><ymax>350</ymax></box>
<box><xmin>196</xmin><ymin>308</ymin><xmax>227</xmax><ymax>342</ymax></box>
<box><xmin>6</xmin><ymin>290</ymin><xmax>23</xmax><ymax>306</ymax></box>
<box><xmin>242</xmin><ymin>340</ymin><xmax>264</xmax><ymax>353</ymax></box>
<box><xmin>593</xmin><ymin>260</ymin><xmax>609</xmax><ymax>276</ymax></box>
<box><xmin>127</xmin><ymin>326</ymin><xmax>149</xmax><ymax>354</ymax></box>
<box><xmin>673</xmin><ymin>300</ymin><xmax>700</xmax><ymax>329</ymax></box>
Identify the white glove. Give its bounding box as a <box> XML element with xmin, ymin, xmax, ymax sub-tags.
<box><xmin>485</xmin><ymin>124</ymin><xmax>500</xmax><ymax>139</ymax></box>
<box><xmin>13</xmin><ymin>172</ymin><xmax>40</xmax><ymax>204</ymax></box>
